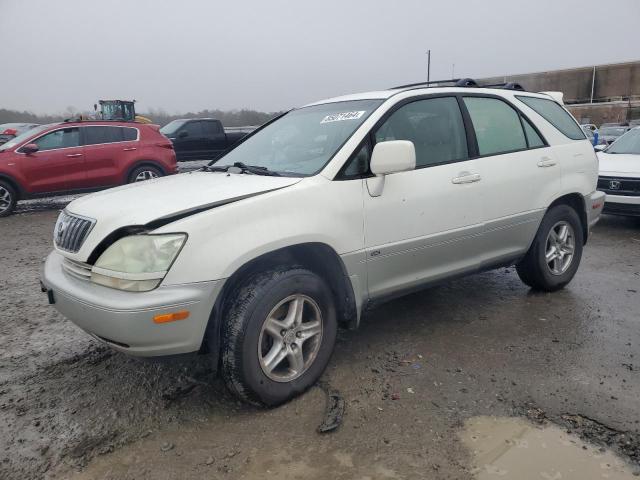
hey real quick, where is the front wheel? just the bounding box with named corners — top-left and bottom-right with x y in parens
top-left (221, 267), bottom-right (337, 406)
top-left (516, 204), bottom-right (584, 291)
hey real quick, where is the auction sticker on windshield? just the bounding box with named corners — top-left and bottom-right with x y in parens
top-left (321, 111), bottom-right (366, 123)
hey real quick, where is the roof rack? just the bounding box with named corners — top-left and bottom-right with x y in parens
top-left (390, 78), bottom-right (525, 92)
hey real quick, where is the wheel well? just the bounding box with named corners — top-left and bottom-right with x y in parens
top-left (125, 161), bottom-right (166, 182)
top-left (202, 243), bottom-right (358, 359)
top-left (549, 193), bottom-right (588, 244)
top-left (0, 175), bottom-right (23, 200)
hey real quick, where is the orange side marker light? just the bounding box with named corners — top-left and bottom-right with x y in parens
top-left (153, 310), bottom-right (190, 324)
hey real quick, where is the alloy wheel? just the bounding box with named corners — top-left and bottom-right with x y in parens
top-left (134, 170), bottom-right (159, 182)
top-left (257, 294), bottom-right (323, 383)
top-left (545, 220), bottom-right (575, 275)
top-left (0, 186), bottom-right (12, 214)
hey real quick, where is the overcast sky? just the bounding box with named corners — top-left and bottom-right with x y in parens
top-left (1, 0), bottom-right (638, 114)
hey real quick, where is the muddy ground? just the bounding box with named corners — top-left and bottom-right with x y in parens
top-left (0, 199), bottom-right (639, 479)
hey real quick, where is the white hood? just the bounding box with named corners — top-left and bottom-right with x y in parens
top-left (598, 152), bottom-right (640, 178)
top-left (64, 171), bottom-right (302, 259)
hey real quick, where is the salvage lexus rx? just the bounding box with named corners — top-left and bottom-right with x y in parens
top-left (42, 82), bottom-right (604, 406)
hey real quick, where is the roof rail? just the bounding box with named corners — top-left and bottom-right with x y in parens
top-left (481, 82), bottom-right (525, 91)
top-left (390, 78), bottom-right (526, 92)
top-left (390, 78), bottom-right (464, 89)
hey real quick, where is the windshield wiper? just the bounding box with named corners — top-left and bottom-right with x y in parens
top-left (202, 162), bottom-right (281, 176)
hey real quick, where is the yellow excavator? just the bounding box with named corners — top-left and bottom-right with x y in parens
top-left (93, 100), bottom-right (153, 124)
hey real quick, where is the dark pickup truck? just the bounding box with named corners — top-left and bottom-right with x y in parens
top-left (160, 118), bottom-right (254, 161)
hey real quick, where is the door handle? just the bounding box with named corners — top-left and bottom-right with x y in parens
top-left (537, 157), bottom-right (556, 168)
top-left (123, 147), bottom-right (137, 151)
top-left (452, 173), bottom-right (481, 184)
top-left (66, 153), bottom-right (83, 158)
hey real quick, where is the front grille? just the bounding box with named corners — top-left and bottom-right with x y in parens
top-left (598, 176), bottom-right (640, 197)
top-left (54, 211), bottom-right (95, 253)
top-left (62, 258), bottom-right (93, 282)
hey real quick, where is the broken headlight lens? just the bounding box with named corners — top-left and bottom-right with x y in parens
top-left (91, 234), bottom-right (186, 292)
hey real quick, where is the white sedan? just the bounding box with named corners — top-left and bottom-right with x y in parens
top-left (597, 127), bottom-right (640, 217)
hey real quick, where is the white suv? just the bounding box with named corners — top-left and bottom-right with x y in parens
top-left (42, 81), bottom-right (605, 406)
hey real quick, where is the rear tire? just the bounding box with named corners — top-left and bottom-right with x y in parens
top-left (0, 180), bottom-right (17, 217)
top-left (221, 267), bottom-right (337, 407)
top-left (128, 165), bottom-right (163, 183)
top-left (516, 204), bottom-right (584, 291)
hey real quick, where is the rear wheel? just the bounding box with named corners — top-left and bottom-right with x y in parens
top-left (221, 267), bottom-right (337, 406)
top-left (516, 204), bottom-right (584, 291)
top-left (128, 165), bottom-right (163, 183)
top-left (0, 181), bottom-right (17, 217)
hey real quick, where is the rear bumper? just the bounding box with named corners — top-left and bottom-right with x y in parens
top-left (602, 193), bottom-right (640, 216)
top-left (42, 250), bottom-right (223, 357)
top-left (585, 190), bottom-right (606, 231)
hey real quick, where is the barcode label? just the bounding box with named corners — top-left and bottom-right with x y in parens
top-left (320, 111), bottom-right (366, 123)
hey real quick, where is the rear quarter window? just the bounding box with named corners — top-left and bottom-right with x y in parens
top-left (122, 127), bottom-right (138, 141)
top-left (516, 96), bottom-right (585, 141)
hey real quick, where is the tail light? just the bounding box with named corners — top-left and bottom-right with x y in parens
top-left (156, 142), bottom-right (174, 150)
top-left (2, 128), bottom-right (17, 136)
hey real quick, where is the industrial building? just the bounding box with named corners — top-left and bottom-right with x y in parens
top-left (479, 60), bottom-right (640, 126)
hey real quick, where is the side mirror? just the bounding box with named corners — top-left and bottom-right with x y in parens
top-left (594, 144), bottom-right (607, 152)
top-left (22, 143), bottom-right (39, 154)
top-left (178, 130), bottom-right (188, 139)
top-left (367, 140), bottom-right (416, 197)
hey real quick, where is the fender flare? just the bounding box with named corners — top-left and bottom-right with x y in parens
top-left (0, 174), bottom-right (25, 199)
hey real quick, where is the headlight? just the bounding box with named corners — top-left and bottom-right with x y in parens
top-left (91, 234), bottom-right (186, 292)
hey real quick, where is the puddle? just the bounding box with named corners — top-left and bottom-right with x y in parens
top-left (460, 416), bottom-right (637, 479)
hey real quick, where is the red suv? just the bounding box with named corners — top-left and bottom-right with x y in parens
top-left (0, 121), bottom-right (177, 216)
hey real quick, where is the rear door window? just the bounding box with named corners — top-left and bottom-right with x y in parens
top-left (201, 121), bottom-right (222, 135)
top-left (522, 117), bottom-right (546, 148)
top-left (516, 96), bottom-right (585, 140)
top-left (463, 97), bottom-right (527, 156)
top-left (82, 126), bottom-right (124, 145)
top-left (32, 128), bottom-right (81, 151)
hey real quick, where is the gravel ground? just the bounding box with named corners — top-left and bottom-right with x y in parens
top-left (0, 200), bottom-right (638, 479)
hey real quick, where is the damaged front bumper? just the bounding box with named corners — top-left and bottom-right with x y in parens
top-left (41, 250), bottom-right (223, 357)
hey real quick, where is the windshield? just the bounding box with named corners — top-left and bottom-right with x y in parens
top-left (600, 127), bottom-right (626, 136)
top-left (160, 120), bottom-right (187, 136)
top-left (214, 99), bottom-right (383, 176)
top-left (101, 102), bottom-right (135, 121)
top-left (606, 128), bottom-right (640, 154)
top-left (0, 124), bottom-right (50, 151)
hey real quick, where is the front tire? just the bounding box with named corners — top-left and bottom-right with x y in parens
top-left (0, 180), bottom-right (17, 217)
top-left (516, 204), bottom-right (584, 291)
top-left (221, 267), bottom-right (337, 407)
